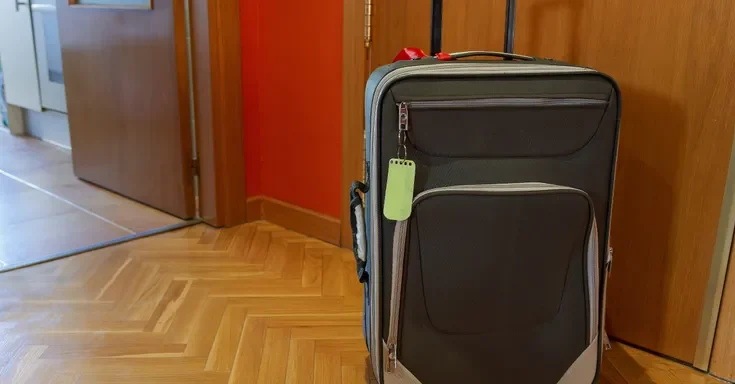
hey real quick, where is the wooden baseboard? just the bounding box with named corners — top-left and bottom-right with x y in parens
top-left (246, 196), bottom-right (341, 245)
top-left (246, 196), bottom-right (263, 223)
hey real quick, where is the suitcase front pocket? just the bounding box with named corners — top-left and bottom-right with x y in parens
top-left (386, 183), bottom-right (599, 376)
top-left (400, 97), bottom-right (608, 158)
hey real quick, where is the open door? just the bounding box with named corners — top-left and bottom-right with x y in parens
top-left (0, 0), bottom-right (43, 111)
top-left (57, 0), bottom-right (195, 218)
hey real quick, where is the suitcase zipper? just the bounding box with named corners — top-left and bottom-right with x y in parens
top-left (386, 218), bottom-right (409, 372)
top-left (394, 98), bottom-right (606, 145)
top-left (412, 182), bottom-right (585, 201)
top-left (385, 182), bottom-right (599, 374)
top-left (401, 97), bottom-right (607, 110)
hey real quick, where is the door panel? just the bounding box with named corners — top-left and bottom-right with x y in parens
top-left (57, 0), bottom-right (195, 218)
top-left (711, 238), bottom-right (735, 380)
top-left (0, 0), bottom-right (42, 111)
top-left (441, 0), bottom-right (506, 52)
top-left (378, 0), bottom-right (735, 363)
top-left (370, 0), bottom-right (432, 71)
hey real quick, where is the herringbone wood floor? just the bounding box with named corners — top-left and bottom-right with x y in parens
top-left (0, 222), bottom-right (724, 383)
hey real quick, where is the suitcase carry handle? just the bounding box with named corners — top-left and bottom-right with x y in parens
top-left (445, 51), bottom-right (535, 61)
top-left (349, 181), bottom-right (370, 283)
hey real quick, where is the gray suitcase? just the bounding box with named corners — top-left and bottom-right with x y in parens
top-left (349, 1), bottom-right (619, 382)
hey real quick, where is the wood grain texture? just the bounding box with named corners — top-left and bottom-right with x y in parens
top-left (602, 342), bottom-right (723, 384)
top-left (0, 222), bottom-right (363, 383)
top-left (248, 196), bottom-right (341, 246)
top-left (341, 0), bottom-right (369, 249)
top-left (191, 0), bottom-right (247, 228)
top-left (0, 221), bottom-right (720, 383)
top-left (436, 0), bottom-right (735, 363)
top-left (710, 239), bottom-right (735, 381)
top-left (441, 0), bottom-right (507, 53)
top-left (57, 0), bottom-right (195, 218)
top-left (246, 195), bottom-right (263, 223)
top-left (369, 0), bottom-right (432, 71)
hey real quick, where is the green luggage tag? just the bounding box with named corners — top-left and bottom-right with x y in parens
top-left (384, 101), bottom-right (415, 221)
top-left (383, 159), bottom-right (415, 221)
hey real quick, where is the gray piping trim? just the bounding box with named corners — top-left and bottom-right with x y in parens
top-left (383, 341), bottom-right (422, 384)
top-left (412, 182), bottom-right (585, 201)
top-left (404, 97), bottom-right (608, 109)
top-left (381, 337), bottom-right (599, 384)
top-left (588, 218), bottom-right (600, 343)
top-left (386, 182), bottom-right (598, 356)
top-left (557, 336), bottom-right (600, 384)
top-left (386, 219), bottom-right (409, 369)
top-left (367, 63), bottom-right (599, 376)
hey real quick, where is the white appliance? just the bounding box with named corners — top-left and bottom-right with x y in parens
top-left (0, 0), bottom-right (67, 113)
top-left (31, 0), bottom-right (67, 113)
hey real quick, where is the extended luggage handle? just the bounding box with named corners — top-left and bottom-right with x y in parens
top-left (439, 51), bottom-right (535, 61)
top-left (431, 0), bottom-right (518, 56)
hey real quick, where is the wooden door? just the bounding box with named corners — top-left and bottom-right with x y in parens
top-left (711, 239), bottom-right (735, 381)
top-left (57, 0), bottom-right (195, 218)
top-left (369, 0), bottom-right (432, 71)
top-left (370, 0), bottom-right (735, 364)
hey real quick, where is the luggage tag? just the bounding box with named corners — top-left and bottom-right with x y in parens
top-left (383, 159), bottom-right (415, 220)
top-left (384, 102), bottom-right (416, 221)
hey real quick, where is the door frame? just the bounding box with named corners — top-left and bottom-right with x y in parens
top-left (190, 0), bottom-right (247, 227)
top-left (694, 133), bottom-right (735, 370)
top-left (341, 0), bottom-right (369, 248)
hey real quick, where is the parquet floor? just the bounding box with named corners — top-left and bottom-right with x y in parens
top-left (0, 222), bottom-right (726, 383)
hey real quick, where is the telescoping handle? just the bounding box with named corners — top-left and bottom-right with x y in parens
top-left (504, 0), bottom-right (517, 54)
top-left (430, 0), bottom-right (517, 56)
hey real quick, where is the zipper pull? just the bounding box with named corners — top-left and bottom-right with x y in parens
top-left (398, 102), bottom-right (409, 132)
top-left (386, 343), bottom-right (398, 372)
top-left (397, 102), bottom-right (409, 160)
top-left (607, 247), bottom-right (613, 273)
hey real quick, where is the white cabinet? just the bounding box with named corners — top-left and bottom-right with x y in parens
top-left (0, 0), bottom-right (66, 113)
top-left (0, 0), bottom-right (42, 111)
top-left (31, 0), bottom-right (66, 113)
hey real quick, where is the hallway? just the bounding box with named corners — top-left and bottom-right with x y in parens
top-left (0, 131), bottom-right (182, 270)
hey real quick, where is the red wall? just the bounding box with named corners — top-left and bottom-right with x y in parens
top-left (240, 0), bottom-right (343, 219)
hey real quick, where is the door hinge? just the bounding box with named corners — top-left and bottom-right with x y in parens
top-left (191, 158), bottom-right (200, 177)
top-left (364, 0), bottom-right (372, 48)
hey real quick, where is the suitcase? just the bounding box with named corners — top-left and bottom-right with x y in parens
top-left (349, 1), bottom-right (619, 382)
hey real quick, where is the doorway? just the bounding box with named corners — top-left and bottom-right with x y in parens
top-left (0, 0), bottom-right (247, 271)
top-left (0, 131), bottom-right (186, 270)
top-left (0, 0), bottom-right (247, 272)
